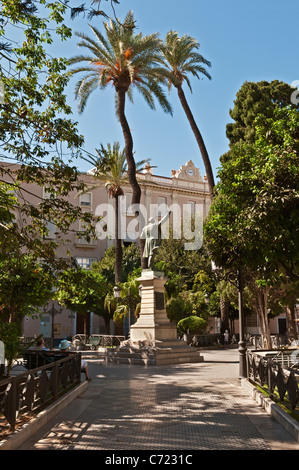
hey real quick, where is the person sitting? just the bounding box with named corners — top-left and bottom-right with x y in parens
top-left (36, 338), bottom-right (48, 350)
top-left (58, 339), bottom-right (92, 382)
top-left (29, 338), bottom-right (48, 350)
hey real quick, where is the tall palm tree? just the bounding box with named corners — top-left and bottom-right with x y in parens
top-left (69, 11), bottom-right (172, 208)
top-left (87, 142), bottom-right (148, 284)
top-left (161, 31), bottom-right (215, 198)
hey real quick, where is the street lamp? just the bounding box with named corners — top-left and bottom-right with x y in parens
top-left (211, 262), bottom-right (247, 379)
top-left (43, 302), bottom-right (63, 349)
top-left (113, 285), bottom-right (121, 299)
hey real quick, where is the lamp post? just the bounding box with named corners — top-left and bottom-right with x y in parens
top-left (211, 262), bottom-right (247, 380)
top-left (43, 303), bottom-right (63, 349)
top-left (236, 269), bottom-right (247, 379)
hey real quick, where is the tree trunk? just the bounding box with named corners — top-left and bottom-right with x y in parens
top-left (220, 298), bottom-right (230, 334)
top-left (114, 195), bottom-right (122, 284)
top-left (176, 85), bottom-right (215, 199)
top-left (117, 88), bottom-right (141, 206)
top-left (254, 287), bottom-right (272, 349)
top-left (104, 317), bottom-right (111, 335)
top-left (117, 88), bottom-right (145, 267)
top-left (285, 304), bottom-right (298, 340)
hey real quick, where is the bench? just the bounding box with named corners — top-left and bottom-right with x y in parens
top-left (86, 336), bottom-right (102, 350)
top-left (22, 351), bottom-right (72, 370)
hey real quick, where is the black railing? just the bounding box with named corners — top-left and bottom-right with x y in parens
top-left (0, 352), bottom-right (82, 433)
top-left (247, 350), bottom-right (299, 411)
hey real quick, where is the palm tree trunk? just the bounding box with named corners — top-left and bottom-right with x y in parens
top-left (117, 88), bottom-right (146, 268)
top-left (176, 85), bottom-right (215, 199)
top-left (114, 195), bottom-right (122, 284)
top-left (117, 89), bottom-right (141, 205)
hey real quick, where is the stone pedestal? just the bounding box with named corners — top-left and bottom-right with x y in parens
top-left (108, 270), bottom-right (204, 365)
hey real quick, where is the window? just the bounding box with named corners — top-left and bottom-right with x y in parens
top-left (75, 257), bottom-right (97, 270)
top-left (44, 221), bottom-right (56, 239)
top-left (79, 193), bottom-right (92, 207)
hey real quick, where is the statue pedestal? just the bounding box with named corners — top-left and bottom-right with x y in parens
top-left (108, 270), bottom-right (204, 366)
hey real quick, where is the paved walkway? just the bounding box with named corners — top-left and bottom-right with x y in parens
top-left (18, 349), bottom-right (298, 451)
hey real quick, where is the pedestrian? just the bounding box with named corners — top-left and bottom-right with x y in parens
top-left (58, 339), bottom-right (92, 382)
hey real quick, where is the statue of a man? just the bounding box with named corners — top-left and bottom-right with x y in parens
top-left (140, 211), bottom-right (171, 269)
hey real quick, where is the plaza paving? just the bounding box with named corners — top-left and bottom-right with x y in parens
top-left (18, 348), bottom-right (298, 451)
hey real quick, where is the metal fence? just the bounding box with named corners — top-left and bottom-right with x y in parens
top-left (247, 350), bottom-right (299, 411)
top-left (0, 352), bottom-right (82, 433)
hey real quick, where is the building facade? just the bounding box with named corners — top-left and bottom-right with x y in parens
top-left (4, 160), bottom-right (297, 344)
top-left (13, 160), bottom-right (212, 343)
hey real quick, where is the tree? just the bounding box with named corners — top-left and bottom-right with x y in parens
top-left (161, 30), bottom-right (215, 198)
top-left (55, 266), bottom-right (110, 334)
top-left (0, 322), bottom-right (21, 376)
top-left (223, 80), bottom-right (299, 159)
top-left (91, 243), bottom-right (141, 285)
top-left (204, 106), bottom-right (299, 348)
top-left (0, 0), bottom-right (95, 266)
top-left (166, 290), bottom-right (209, 325)
top-left (113, 276), bottom-right (141, 323)
top-left (0, 253), bottom-right (54, 324)
top-left (177, 316), bottom-right (207, 336)
top-left (69, 11), bottom-right (172, 210)
top-left (154, 233), bottom-right (211, 295)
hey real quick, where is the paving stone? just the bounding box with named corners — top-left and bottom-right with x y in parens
top-left (18, 349), bottom-right (299, 451)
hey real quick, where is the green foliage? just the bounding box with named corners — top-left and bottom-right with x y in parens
top-left (154, 235), bottom-right (210, 294)
top-left (225, 80), bottom-right (299, 151)
top-left (69, 10), bottom-right (172, 115)
top-left (162, 30), bottom-right (211, 91)
top-left (113, 277), bottom-right (141, 321)
top-left (0, 321), bottom-right (21, 376)
top-left (205, 87), bottom-right (299, 347)
top-left (55, 266), bottom-right (109, 317)
top-left (160, 30), bottom-right (215, 196)
top-left (0, 0), bottom-right (95, 263)
top-left (166, 290), bottom-right (208, 324)
top-left (91, 244), bottom-right (141, 284)
top-left (0, 253), bottom-right (54, 323)
top-left (177, 316), bottom-right (207, 335)
top-left (205, 107), bottom-right (299, 279)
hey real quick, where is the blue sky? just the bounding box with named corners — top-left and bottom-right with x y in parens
top-left (60, 0), bottom-right (298, 180)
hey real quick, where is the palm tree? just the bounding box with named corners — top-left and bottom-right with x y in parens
top-left (87, 142), bottom-right (148, 284)
top-left (69, 11), bottom-right (172, 207)
top-left (161, 31), bottom-right (215, 198)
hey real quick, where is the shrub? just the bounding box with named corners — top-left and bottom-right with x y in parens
top-left (177, 316), bottom-right (207, 335)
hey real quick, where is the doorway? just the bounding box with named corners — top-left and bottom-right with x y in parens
top-left (278, 318), bottom-right (287, 335)
top-left (76, 312), bottom-right (90, 336)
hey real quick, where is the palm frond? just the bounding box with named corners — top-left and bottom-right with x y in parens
top-left (69, 11), bottom-right (172, 114)
top-left (162, 30), bottom-right (211, 88)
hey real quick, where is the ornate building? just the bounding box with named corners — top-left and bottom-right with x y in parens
top-left (17, 160), bottom-right (212, 341)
